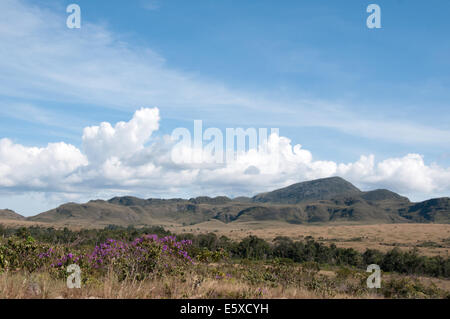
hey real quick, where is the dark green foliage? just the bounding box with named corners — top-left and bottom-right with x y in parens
top-left (363, 249), bottom-right (384, 265)
top-left (234, 236), bottom-right (271, 259)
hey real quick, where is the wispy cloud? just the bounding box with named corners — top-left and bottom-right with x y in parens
top-left (0, 102), bottom-right (84, 134)
top-left (140, 0), bottom-right (161, 11)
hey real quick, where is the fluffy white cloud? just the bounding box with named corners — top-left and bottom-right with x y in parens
top-left (337, 154), bottom-right (450, 195)
top-left (82, 107), bottom-right (160, 164)
top-left (0, 138), bottom-right (87, 189)
top-left (0, 108), bottom-right (449, 204)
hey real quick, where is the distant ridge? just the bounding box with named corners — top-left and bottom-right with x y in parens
top-left (3, 177), bottom-right (449, 226)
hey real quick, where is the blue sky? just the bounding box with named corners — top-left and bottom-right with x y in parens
top-left (0, 0), bottom-right (450, 215)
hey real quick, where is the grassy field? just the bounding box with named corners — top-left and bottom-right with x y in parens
top-left (1, 260), bottom-right (449, 299)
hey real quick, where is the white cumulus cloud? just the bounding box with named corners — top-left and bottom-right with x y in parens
top-left (0, 108), bottom-right (449, 209)
top-left (0, 138), bottom-right (87, 189)
top-left (82, 107), bottom-right (160, 164)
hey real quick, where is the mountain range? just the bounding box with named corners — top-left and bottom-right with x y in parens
top-left (1, 177), bottom-right (449, 226)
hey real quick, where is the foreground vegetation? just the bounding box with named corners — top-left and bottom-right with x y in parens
top-left (0, 225), bottom-right (449, 299)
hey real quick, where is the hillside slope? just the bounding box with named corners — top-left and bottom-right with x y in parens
top-left (0, 209), bottom-right (25, 221)
top-left (399, 198), bottom-right (450, 223)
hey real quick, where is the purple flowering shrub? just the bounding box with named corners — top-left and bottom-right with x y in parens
top-left (0, 236), bottom-right (54, 272)
top-left (40, 235), bottom-right (194, 281)
top-left (0, 234), bottom-right (195, 282)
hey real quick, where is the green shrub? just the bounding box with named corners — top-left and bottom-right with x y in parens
top-left (382, 277), bottom-right (443, 298)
